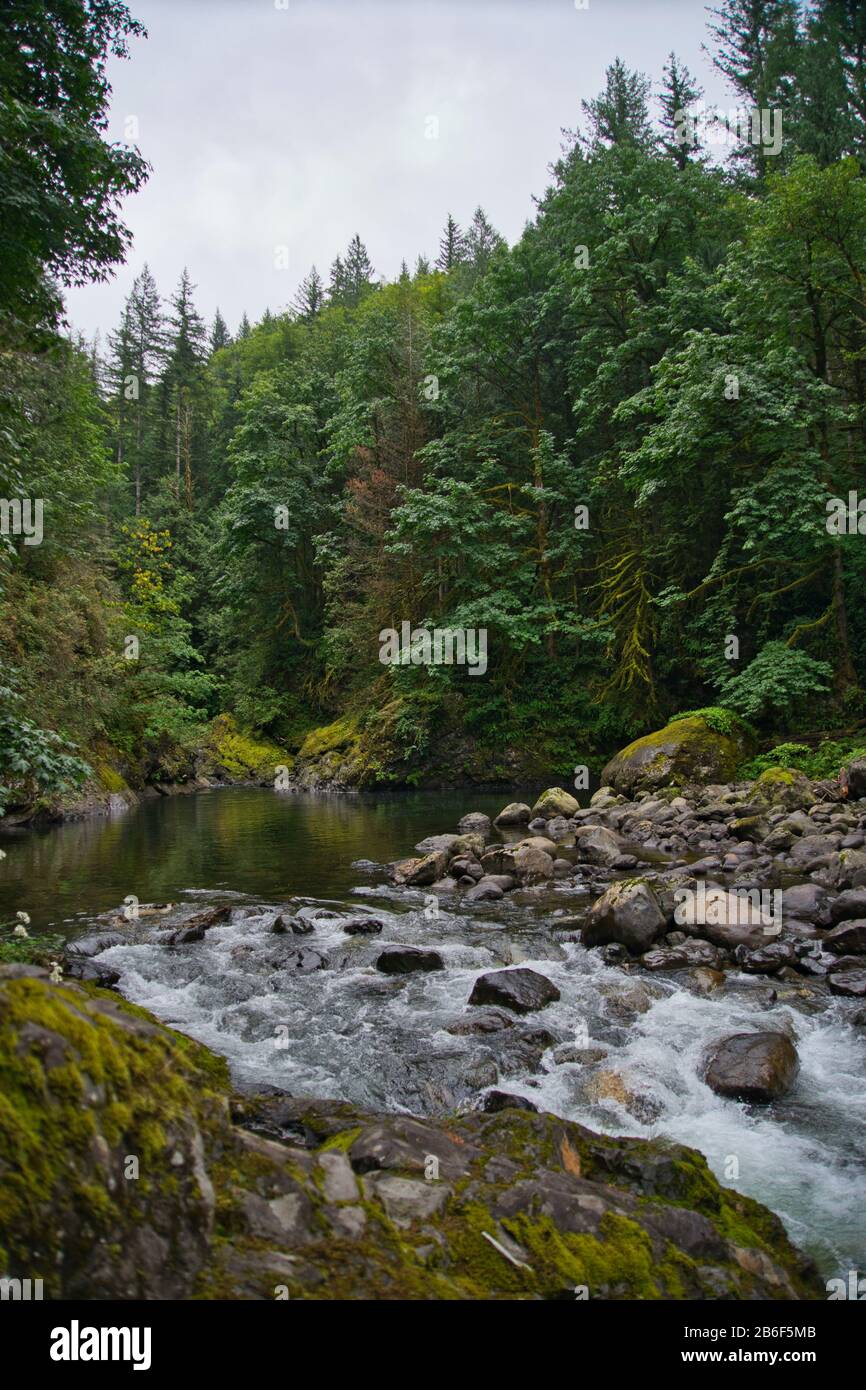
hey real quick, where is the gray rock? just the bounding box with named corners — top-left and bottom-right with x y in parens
top-left (493, 802), bottom-right (531, 827)
top-left (468, 967), bottom-right (560, 1015)
top-left (583, 879), bottom-right (665, 953)
top-left (376, 946), bottom-right (444, 974)
top-left (704, 1032), bottom-right (799, 1103)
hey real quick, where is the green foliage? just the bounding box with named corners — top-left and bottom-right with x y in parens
top-left (740, 739), bottom-right (866, 781)
top-left (0, 675), bottom-right (90, 816)
top-left (668, 707), bottom-right (755, 739)
top-left (715, 642), bottom-right (833, 721)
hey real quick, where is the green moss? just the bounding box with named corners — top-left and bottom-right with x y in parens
top-left (92, 758), bottom-right (129, 793)
top-left (669, 706), bottom-right (755, 740)
top-left (0, 976), bottom-right (229, 1278)
top-left (298, 715), bottom-right (361, 761)
top-left (206, 714), bottom-right (293, 780)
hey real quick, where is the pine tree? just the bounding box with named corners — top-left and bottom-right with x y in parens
top-left (659, 52), bottom-right (703, 168)
top-left (293, 265), bottom-right (325, 320)
top-left (343, 234), bottom-right (375, 306)
top-left (237, 312), bottom-right (251, 339)
top-left (414, 254), bottom-right (432, 278)
top-left (163, 268), bottom-right (207, 506)
top-left (581, 58), bottom-right (653, 149)
top-left (436, 214), bottom-right (466, 271)
top-left (706, 0), bottom-right (801, 176)
top-left (328, 254), bottom-right (348, 305)
top-left (210, 308), bottom-right (231, 354)
top-left (465, 207), bottom-right (504, 275)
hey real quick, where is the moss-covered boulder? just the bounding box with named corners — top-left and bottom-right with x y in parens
top-left (752, 767), bottom-right (815, 811)
top-left (602, 715), bottom-right (750, 796)
top-left (199, 714), bottom-right (292, 783)
top-left (530, 787), bottom-right (580, 819)
top-left (0, 967), bottom-right (823, 1300)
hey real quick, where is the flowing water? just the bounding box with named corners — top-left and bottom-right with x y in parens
top-left (2, 785), bottom-right (864, 1283)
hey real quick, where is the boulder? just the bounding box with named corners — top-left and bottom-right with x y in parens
top-left (414, 833), bottom-right (460, 855)
top-left (530, 787), bottom-right (580, 820)
top-left (828, 970), bottom-right (866, 998)
top-left (824, 920), bottom-right (866, 954)
top-left (677, 884), bottom-right (778, 950)
top-left (458, 812), bottom-right (492, 835)
top-left (753, 768), bottom-right (815, 811)
top-left (573, 825), bottom-right (623, 867)
top-left (468, 967), bottom-right (561, 1015)
top-left (376, 946), bottom-right (444, 974)
top-left (704, 1032), bottom-right (799, 1103)
top-left (166, 904), bottom-right (233, 944)
top-left (511, 845), bottom-right (555, 884)
top-left (844, 756), bottom-right (866, 799)
top-left (582, 880), bottom-right (665, 954)
top-left (602, 716), bottom-right (750, 797)
top-left (493, 802), bottom-right (531, 827)
top-left (464, 877), bottom-right (505, 903)
top-left (389, 852), bottom-right (448, 887)
top-left (342, 917), bottom-right (385, 935)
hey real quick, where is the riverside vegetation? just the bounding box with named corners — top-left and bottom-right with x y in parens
top-left (3, 2), bottom-right (866, 817)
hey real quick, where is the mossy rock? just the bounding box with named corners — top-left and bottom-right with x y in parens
top-left (297, 715), bottom-right (361, 761)
top-left (0, 967), bottom-right (823, 1300)
top-left (601, 716), bottom-right (752, 797)
top-left (201, 714), bottom-right (292, 782)
top-left (752, 767), bottom-right (815, 811)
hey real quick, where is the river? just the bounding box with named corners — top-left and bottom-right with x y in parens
top-left (2, 784), bottom-right (864, 1284)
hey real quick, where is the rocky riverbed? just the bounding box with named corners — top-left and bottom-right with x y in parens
top-left (5, 714), bottom-right (866, 1298)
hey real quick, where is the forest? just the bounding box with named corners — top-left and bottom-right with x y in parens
top-left (3, 0), bottom-right (866, 815)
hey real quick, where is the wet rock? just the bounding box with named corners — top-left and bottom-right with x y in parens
top-left (788, 834), bottom-right (841, 868)
top-left (342, 917), bottom-right (385, 935)
top-left (828, 970), bottom-right (866, 998)
top-left (829, 888), bottom-right (866, 923)
top-left (468, 967), bottom-right (560, 1015)
top-left (734, 942), bottom-right (799, 975)
top-left (272, 912), bottom-right (315, 935)
top-left (573, 825), bottom-right (623, 867)
top-left (481, 1090), bottom-right (539, 1114)
top-left (642, 940), bottom-right (723, 971)
top-left (824, 920), bottom-right (866, 954)
top-left (583, 879), bottom-right (665, 954)
top-left (458, 812), bottom-right (492, 835)
top-left (530, 787), bottom-right (580, 819)
top-left (376, 946), bottom-right (444, 974)
top-left (552, 1044), bottom-right (608, 1065)
top-left (465, 877), bottom-right (504, 903)
top-left (703, 1032), bottom-right (799, 1103)
top-left (67, 932), bottom-right (128, 957)
top-left (281, 946), bottom-right (329, 972)
top-left (782, 883), bottom-right (834, 926)
top-left (493, 802), bottom-right (531, 827)
top-left (512, 845), bottom-right (555, 884)
top-left (389, 851), bottom-right (448, 887)
top-left (62, 956), bottom-right (121, 988)
top-left (446, 1007), bottom-right (515, 1036)
top-left (166, 904), bottom-right (233, 944)
top-left (677, 884), bottom-right (775, 950)
top-left (414, 833), bottom-right (461, 855)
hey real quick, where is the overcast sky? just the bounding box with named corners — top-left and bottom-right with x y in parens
top-left (66, 0), bottom-right (734, 343)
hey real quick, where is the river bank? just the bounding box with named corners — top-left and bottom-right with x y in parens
top-left (4, 714), bottom-right (866, 1295)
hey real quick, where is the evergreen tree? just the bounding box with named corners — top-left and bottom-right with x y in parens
top-left (659, 52), bottom-right (703, 168)
top-left (414, 254), bottom-right (432, 278)
top-left (293, 265), bottom-right (325, 320)
top-left (237, 312), bottom-right (251, 339)
top-left (706, 0), bottom-right (801, 177)
top-left (436, 214), bottom-right (466, 271)
top-left (210, 308), bottom-right (231, 354)
top-left (162, 269), bottom-right (208, 506)
top-left (343, 234), bottom-right (375, 306)
top-left (581, 58), bottom-right (653, 149)
top-left (464, 207), bottom-right (505, 275)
